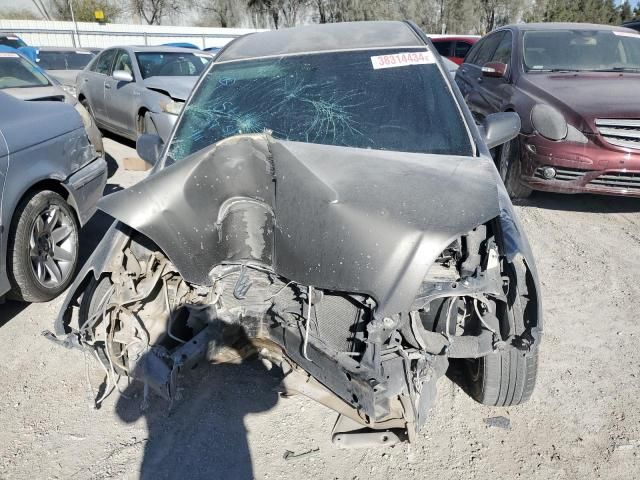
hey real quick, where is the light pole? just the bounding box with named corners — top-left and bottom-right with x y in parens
top-left (68, 0), bottom-right (81, 47)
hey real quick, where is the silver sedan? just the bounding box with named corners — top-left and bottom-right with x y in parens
top-left (77, 46), bottom-right (210, 141)
top-left (0, 92), bottom-right (107, 302)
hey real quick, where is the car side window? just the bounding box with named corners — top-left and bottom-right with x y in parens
top-left (433, 41), bottom-right (452, 57)
top-left (491, 31), bottom-right (512, 64)
top-left (92, 49), bottom-right (116, 75)
top-left (113, 50), bottom-right (134, 76)
top-left (454, 41), bottom-right (472, 59)
top-left (468, 32), bottom-right (504, 66)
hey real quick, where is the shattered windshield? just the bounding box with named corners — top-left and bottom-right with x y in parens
top-left (524, 30), bottom-right (640, 72)
top-left (0, 54), bottom-right (50, 89)
top-left (167, 49), bottom-right (473, 162)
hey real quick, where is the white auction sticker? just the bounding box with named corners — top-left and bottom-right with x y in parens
top-left (371, 51), bottom-right (436, 69)
top-left (614, 31), bottom-right (640, 38)
top-left (76, 50), bottom-right (92, 54)
top-left (0, 52), bottom-right (19, 58)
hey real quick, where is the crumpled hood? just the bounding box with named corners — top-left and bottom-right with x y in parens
top-left (98, 135), bottom-right (501, 316)
top-left (519, 73), bottom-right (640, 131)
top-left (143, 76), bottom-right (197, 101)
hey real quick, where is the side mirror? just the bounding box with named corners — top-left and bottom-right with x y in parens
top-left (482, 62), bottom-right (508, 78)
top-left (113, 70), bottom-right (133, 82)
top-left (136, 133), bottom-right (164, 167)
top-left (481, 112), bottom-right (521, 150)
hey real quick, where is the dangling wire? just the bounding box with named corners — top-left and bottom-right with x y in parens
top-left (302, 285), bottom-right (313, 361)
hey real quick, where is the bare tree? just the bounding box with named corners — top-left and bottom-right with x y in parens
top-left (0, 7), bottom-right (42, 20)
top-left (130, 0), bottom-right (185, 25)
top-left (197, 0), bottom-right (242, 27)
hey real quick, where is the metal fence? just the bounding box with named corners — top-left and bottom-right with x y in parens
top-left (0, 20), bottom-right (263, 50)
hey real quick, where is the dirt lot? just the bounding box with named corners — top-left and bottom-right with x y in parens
top-left (1, 136), bottom-right (639, 480)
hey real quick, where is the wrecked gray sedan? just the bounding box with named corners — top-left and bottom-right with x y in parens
top-left (54, 21), bottom-right (541, 446)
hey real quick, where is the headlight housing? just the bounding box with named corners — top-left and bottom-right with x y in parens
top-left (531, 104), bottom-right (567, 141)
top-left (160, 99), bottom-right (184, 115)
top-left (61, 84), bottom-right (77, 97)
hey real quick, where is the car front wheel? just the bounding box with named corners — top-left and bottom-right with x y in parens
top-left (461, 258), bottom-right (539, 406)
top-left (7, 190), bottom-right (79, 302)
top-left (498, 138), bottom-right (532, 199)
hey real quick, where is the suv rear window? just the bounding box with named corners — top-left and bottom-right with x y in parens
top-left (168, 49), bottom-right (473, 162)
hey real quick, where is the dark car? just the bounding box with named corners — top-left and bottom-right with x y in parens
top-left (53, 21), bottom-right (540, 446)
top-left (622, 20), bottom-right (640, 32)
top-left (0, 92), bottom-right (107, 302)
top-left (456, 23), bottom-right (640, 198)
top-left (430, 35), bottom-right (479, 65)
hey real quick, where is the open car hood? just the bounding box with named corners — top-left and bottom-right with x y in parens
top-left (98, 135), bottom-right (500, 316)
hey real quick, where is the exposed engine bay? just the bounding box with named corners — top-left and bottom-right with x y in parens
top-left (53, 135), bottom-right (540, 447)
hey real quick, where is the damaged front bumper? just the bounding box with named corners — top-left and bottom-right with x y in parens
top-left (52, 134), bottom-right (541, 446)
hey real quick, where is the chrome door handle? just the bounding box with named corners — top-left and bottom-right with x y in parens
top-left (105, 83), bottom-right (111, 89)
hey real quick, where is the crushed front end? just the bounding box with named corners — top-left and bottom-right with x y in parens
top-left (53, 135), bottom-right (541, 447)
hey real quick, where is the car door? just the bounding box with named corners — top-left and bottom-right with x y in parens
top-left (81, 49), bottom-right (116, 124)
top-left (105, 49), bottom-right (139, 134)
top-left (0, 126), bottom-right (8, 285)
top-left (455, 31), bottom-right (505, 121)
top-left (471, 31), bottom-right (515, 117)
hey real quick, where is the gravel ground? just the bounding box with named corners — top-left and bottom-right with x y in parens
top-left (1, 136), bottom-right (639, 480)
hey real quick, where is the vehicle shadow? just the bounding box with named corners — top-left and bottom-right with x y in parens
top-left (115, 359), bottom-right (281, 480)
top-left (77, 209), bottom-right (114, 268)
top-left (513, 191), bottom-right (640, 213)
top-left (103, 130), bottom-right (137, 150)
top-left (105, 151), bottom-right (119, 178)
top-left (0, 300), bottom-right (28, 327)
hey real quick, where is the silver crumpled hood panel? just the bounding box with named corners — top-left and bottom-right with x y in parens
top-left (98, 135), bottom-right (501, 316)
top-left (143, 76), bottom-right (197, 101)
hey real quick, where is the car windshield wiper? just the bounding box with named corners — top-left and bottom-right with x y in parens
top-left (527, 68), bottom-right (581, 73)
top-left (588, 67), bottom-right (640, 73)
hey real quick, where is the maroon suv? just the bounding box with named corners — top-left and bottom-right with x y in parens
top-left (456, 23), bottom-right (640, 198)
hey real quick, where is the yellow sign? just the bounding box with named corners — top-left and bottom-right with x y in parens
top-left (94, 10), bottom-right (104, 21)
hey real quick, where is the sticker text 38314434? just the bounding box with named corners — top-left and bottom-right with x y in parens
top-left (370, 51), bottom-right (436, 70)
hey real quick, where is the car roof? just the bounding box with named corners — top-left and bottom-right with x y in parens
top-left (106, 45), bottom-right (201, 54)
top-left (429, 35), bottom-right (480, 41)
top-left (500, 22), bottom-right (639, 33)
top-left (217, 21), bottom-right (425, 62)
top-left (37, 46), bottom-right (94, 52)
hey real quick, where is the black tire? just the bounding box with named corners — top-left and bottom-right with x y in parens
top-left (79, 276), bottom-right (128, 374)
top-left (78, 275), bottom-right (112, 329)
top-left (138, 111), bottom-right (158, 137)
top-left (463, 258), bottom-right (539, 406)
top-left (498, 138), bottom-right (532, 199)
top-left (7, 190), bottom-right (79, 302)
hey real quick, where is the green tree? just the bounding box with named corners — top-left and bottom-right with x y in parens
top-left (48, 0), bottom-right (123, 22)
top-left (619, 0), bottom-right (633, 22)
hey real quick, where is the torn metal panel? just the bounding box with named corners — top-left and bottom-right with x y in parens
top-left (98, 134), bottom-right (501, 316)
top-left (271, 140), bottom-right (501, 316)
top-left (98, 134), bottom-right (275, 286)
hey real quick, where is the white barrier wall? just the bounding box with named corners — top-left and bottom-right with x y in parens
top-left (0, 20), bottom-right (264, 49)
